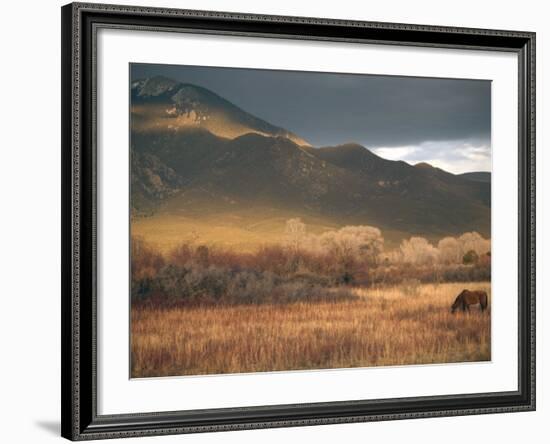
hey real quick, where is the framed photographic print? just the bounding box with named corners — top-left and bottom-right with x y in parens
top-left (61, 2), bottom-right (536, 440)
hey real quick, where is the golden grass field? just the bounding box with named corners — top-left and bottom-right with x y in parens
top-left (131, 210), bottom-right (341, 254)
top-left (131, 281), bottom-right (490, 378)
top-left (130, 210), bottom-right (413, 253)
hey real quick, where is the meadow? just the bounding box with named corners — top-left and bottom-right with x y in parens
top-left (130, 209), bottom-right (413, 254)
top-left (131, 281), bottom-right (490, 378)
top-left (130, 219), bottom-right (491, 378)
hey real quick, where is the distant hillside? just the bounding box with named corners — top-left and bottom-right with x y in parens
top-left (131, 76), bottom-right (309, 146)
top-left (131, 77), bottom-right (491, 242)
top-left (458, 171), bottom-right (491, 183)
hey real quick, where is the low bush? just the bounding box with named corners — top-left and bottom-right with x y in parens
top-left (130, 236), bottom-right (490, 307)
top-left (367, 263), bottom-right (491, 286)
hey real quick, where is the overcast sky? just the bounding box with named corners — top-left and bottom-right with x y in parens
top-left (132, 63), bottom-right (491, 174)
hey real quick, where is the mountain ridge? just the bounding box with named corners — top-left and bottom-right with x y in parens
top-left (130, 77), bottom-right (491, 241)
top-left (459, 171), bottom-right (491, 183)
top-left (131, 76), bottom-right (310, 146)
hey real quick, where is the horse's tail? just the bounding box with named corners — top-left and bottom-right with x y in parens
top-left (480, 292), bottom-right (488, 311)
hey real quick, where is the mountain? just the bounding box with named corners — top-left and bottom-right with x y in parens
top-left (458, 171), bottom-right (491, 183)
top-left (131, 76), bottom-right (309, 146)
top-left (131, 77), bottom-right (491, 244)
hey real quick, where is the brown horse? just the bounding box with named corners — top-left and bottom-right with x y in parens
top-left (451, 290), bottom-right (488, 313)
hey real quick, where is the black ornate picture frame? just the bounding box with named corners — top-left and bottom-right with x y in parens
top-left (61, 2), bottom-right (535, 440)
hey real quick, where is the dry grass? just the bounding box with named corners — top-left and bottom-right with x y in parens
top-left (131, 211), bottom-right (338, 254)
top-left (131, 281), bottom-right (490, 378)
top-left (130, 211), bottom-right (411, 253)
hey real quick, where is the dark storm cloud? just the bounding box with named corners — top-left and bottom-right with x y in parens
top-left (131, 64), bottom-right (491, 173)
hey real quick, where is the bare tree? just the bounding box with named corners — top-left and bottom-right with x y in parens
top-left (437, 236), bottom-right (461, 264)
top-left (317, 225), bottom-right (384, 283)
top-left (284, 218), bottom-right (306, 254)
top-left (399, 237), bottom-right (439, 265)
top-left (458, 232), bottom-right (491, 257)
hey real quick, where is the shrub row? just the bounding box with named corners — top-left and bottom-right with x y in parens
top-left (130, 237), bottom-right (491, 306)
top-left (367, 263), bottom-right (491, 286)
top-left (132, 264), bottom-right (358, 307)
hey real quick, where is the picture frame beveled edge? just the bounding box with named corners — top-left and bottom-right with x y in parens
top-left (61, 2), bottom-right (536, 441)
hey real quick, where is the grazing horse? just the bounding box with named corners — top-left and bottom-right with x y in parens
top-left (451, 290), bottom-right (488, 313)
